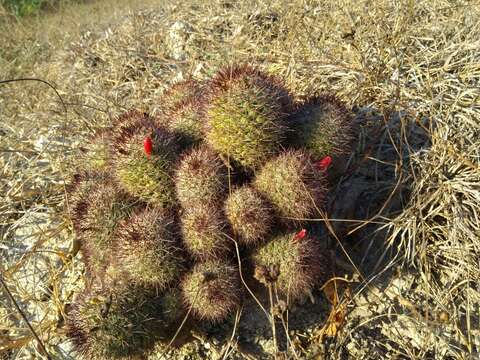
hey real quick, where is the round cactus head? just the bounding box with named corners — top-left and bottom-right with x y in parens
top-left (205, 64), bottom-right (292, 169)
top-left (288, 95), bottom-right (353, 159)
top-left (66, 285), bottom-right (183, 359)
top-left (180, 204), bottom-right (230, 259)
top-left (66, 170), bottom-right (110, 232)
top-left (111, 111), bottom-right (178, 206)
top-left (254, 150), bottom-right (327, 221)
top-left (175, 145), bottom-right (228, 208)
top-left (165, 98), bottom-right (205, 148)
top-left (252, 230), bottom-right (330, 301)
top-left (78, 182), bottom-right (138, 277)
top-left (77, 130), bottom-right (110, 172)
top-left (162, 81), bottom-right (205, 148)
top-left (224, 186), bottom-right (274, 247)
top-left (114, 207), bottom-right (185, 289)
top-left (161, 79), bottom-right (202, 113)
top-left (181, 260), bottom-right (241, 322)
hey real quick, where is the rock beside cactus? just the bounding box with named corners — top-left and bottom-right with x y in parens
top-left (224, 186), bottom-right (274, 246)
top-left (175, 145), bottom-right (228, 208)
top-left (114, 207), bottom-right (185, 289)
top-left (254, 150), bottom-right (327, 221)
top-left (205, 64), bottom-right (292, 169)
top-left (181, 260), bottom-right (241, 322)
top-left (287, 95), bottom-right (353, 160)
top-left (252, 231), bottom-right (330, 300)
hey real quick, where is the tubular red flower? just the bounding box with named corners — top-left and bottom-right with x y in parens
top-left (317, 155), bottom-right (332, 171)
top-left (143, 136), bottom-right (152, 157)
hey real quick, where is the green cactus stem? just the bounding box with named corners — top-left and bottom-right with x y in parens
top-left (175, 145), bottom-right (228, 208)
top-left (254, 149), bottom-right (326, 221)
top-left (114, 207), bottom-right (185, 289)
top-left (66, 285), bottom-right (184, 359)
top-left (205, 64), bottom-right (292, 169)
top-left (181, 260), bottom-right (241, 322)
top-left (111, 111), bottom-right (178, 206)
top-left (287, 95), bottom-right (353, 160)
top-left (180, 204), bottom-right (230, 259)
top-left (252, 231), bottom-right (330, 300)
top-left (224, 186), bottom-right (274, 246)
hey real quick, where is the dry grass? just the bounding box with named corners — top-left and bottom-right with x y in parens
top-left (1, 0), bottom-right (479, 359)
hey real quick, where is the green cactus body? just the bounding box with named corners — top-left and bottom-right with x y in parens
top-left (181, 260), bottom-right (241, 322)
top-left (67, 286), bottom-right (184, 359)
top-left (254, 150), bottom-right (326, 221)
top-left (166, 99), bottom-right (205, 148)
top-left (67, 170), bottom-right (110, 232)
top-left (162, 80), bottom-right (205, 149)
top-left (180, 204), bottom-right (230, 259)
top-left (115, 207), bottom-right (185, 289)
top-left (159, 288), bottom-right (185, 325)
top-left (161, 79), bottom-right (201, 113)
top-left (288, 95), bottom-right (352, 159)
top-left (111, 112), bottom-right (178, 206)
top-left (82, 131), bottom-right (110, 172)
top-left (205, 64), bottom-right (292, 169)
top-left (224, 186), bottom-right (274, 246)
top-left (252, 231), bottom-right (329, 300)
top-left (79, 182), bottom-right (137, 277)
top-left (175, 145), bottom-right (227, 208)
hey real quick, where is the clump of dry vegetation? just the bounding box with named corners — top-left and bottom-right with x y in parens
top-left (1, 0), bottom-right (479, 359)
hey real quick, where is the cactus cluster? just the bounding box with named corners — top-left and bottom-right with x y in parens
top-left (66, 64), bottom-right (354, 359)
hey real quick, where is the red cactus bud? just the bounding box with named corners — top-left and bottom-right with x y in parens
top-left (294, 229), bottom-right (307, 241)
top-left (317, 155), bottom-right (332, 171)
top-left (143, 136), bottom-right (152, 157)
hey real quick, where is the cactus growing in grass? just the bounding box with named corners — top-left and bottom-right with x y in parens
top-left (175, 145), bottom-right (228, 207)
top-left (254, 149), bottom-right (327, 221)
top-left (205, 64), bottom-right (292, 169)
top-left (181, 260), bottom-right (241, 322)
top-left (252, 231), bottom-right (330, 301)
top-left (288, 95), bottom-right (353, 160)
top-left (64, 63), bottom-right (356, 358)
top-left (66, 285), bottom-right (184, 360)
top-left (224, 186), bottom-right (274, 246)
top-left (180, 204), bottom-right (230, 259)
top-left (113, 207), bottom-right (185, 289)
top-left (111, 111), bottom-right (179, 206)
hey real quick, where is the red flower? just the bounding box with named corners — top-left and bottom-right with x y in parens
top-left (294, 229), bottom-right (307, 241)
top-left (317, 155), bottom-right (332, 171)
top-left (143, 136), bottom-right (152, 157)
